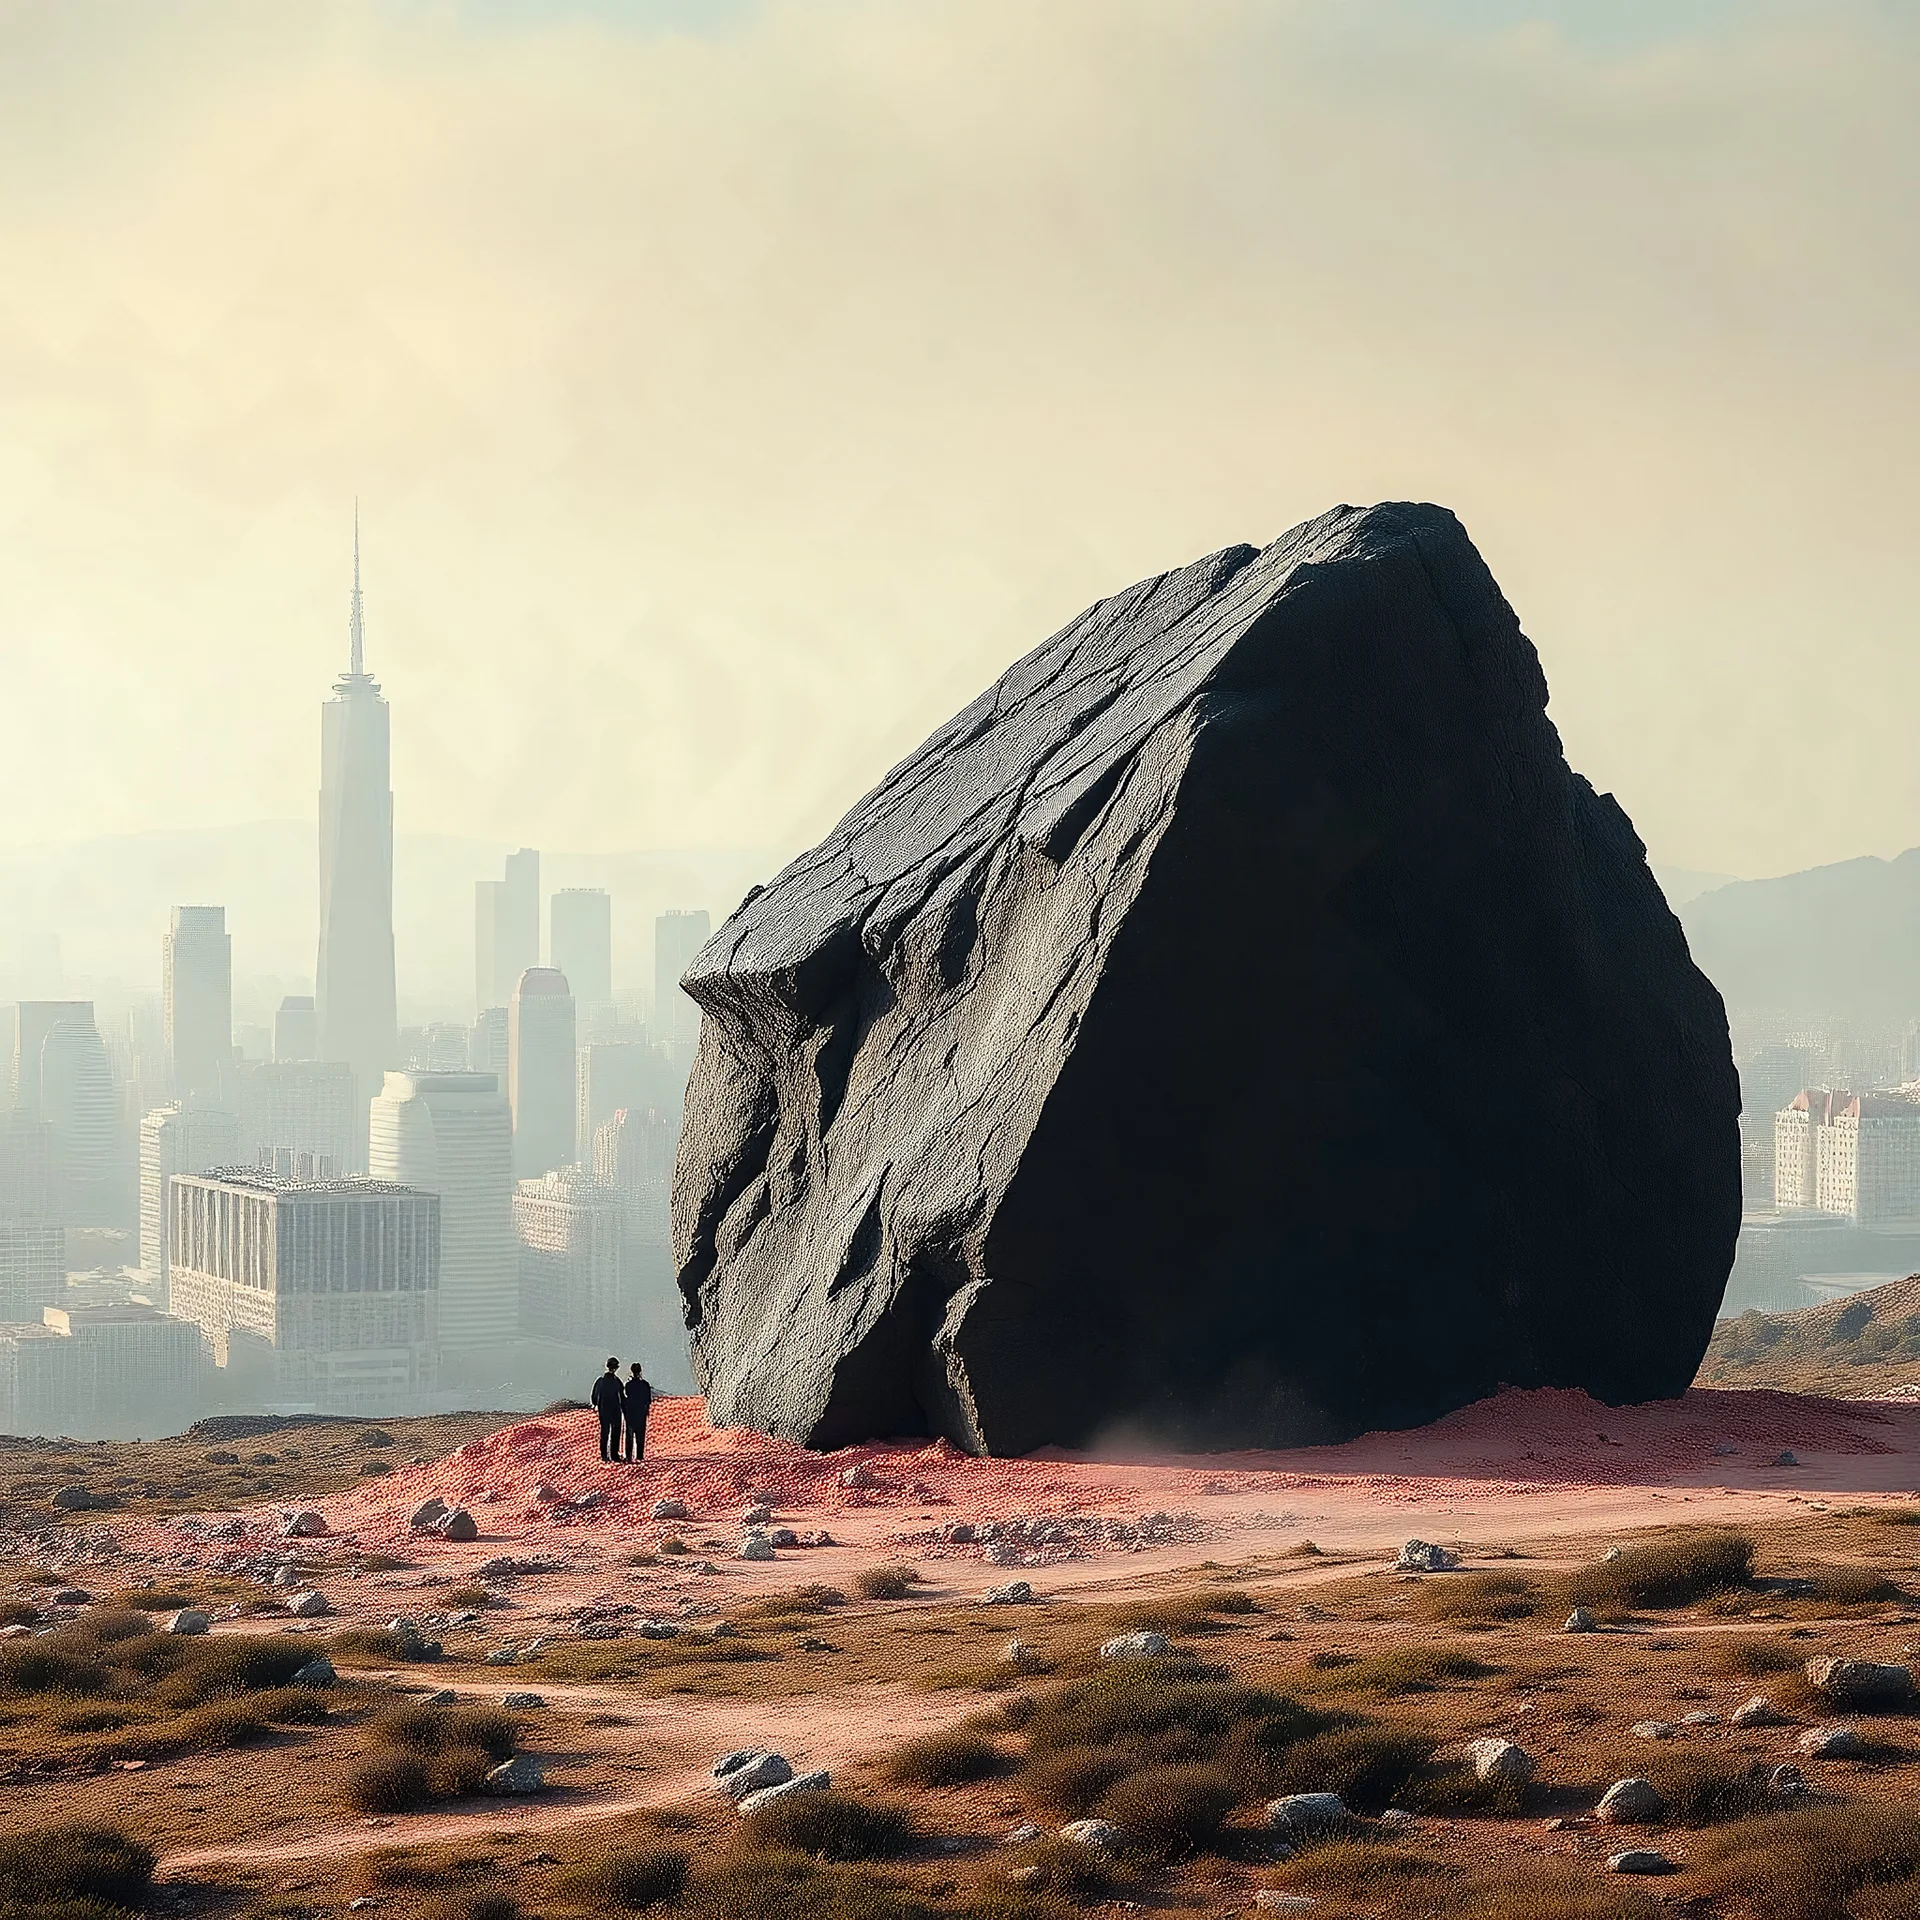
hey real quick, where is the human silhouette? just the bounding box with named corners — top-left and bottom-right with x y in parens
top-left (590, 1357), bottom-right (623, 1462)
top-left (623, 1360), bottom-right (653, 1461)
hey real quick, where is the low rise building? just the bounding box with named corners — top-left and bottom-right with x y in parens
top-left (514, 1167), bottom-right (622, 1348)
top-left (0, 1304), bottom-right (204, 1439)
top-left (1776, 1089), bottom-right (1920, 1225)
top-left (168, 1167), bottom-right (438, 1413)
top-left (0, 1218), bottom-right (63, 1324)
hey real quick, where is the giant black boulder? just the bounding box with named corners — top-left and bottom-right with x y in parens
top-left (672, 502), bottom-right (1741, 1455)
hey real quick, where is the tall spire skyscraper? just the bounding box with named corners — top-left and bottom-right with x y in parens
top-left (316, 508), bottom-right (398, 1162)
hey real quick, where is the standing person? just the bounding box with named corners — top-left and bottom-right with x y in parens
top-left (623, 1360), bottom-right (653, 1462)
top-left (590, 1357), bottom-right (623, 1463)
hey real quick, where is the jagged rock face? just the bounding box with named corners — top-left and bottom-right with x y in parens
top-left (672, 502), bottom-right (1741, 1456)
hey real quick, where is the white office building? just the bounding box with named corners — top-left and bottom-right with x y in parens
top-left (138, 1104), bottom-right (240, 1309)
top-left (1775, 1088), bottom-right (1920, 1225)
top-left (509, 968), bottom-right (575, 1178)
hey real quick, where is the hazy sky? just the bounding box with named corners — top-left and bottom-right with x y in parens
top-left (2, 0), bottom-right (1916, 881)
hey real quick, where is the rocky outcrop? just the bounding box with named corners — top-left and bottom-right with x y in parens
top-left (673, 502), bottom-right (1740, 1455)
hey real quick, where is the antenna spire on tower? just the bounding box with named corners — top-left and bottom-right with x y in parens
top-left (349, 500), bottom-right (365, 676)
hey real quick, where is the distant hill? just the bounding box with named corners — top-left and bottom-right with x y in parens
top-left (1653, 866), bottom-right (1739, 908)
top-left (1678, 848), bottom-right (1920, 1021)
top-left (1700, 1272), bottom-right (1920, 1397)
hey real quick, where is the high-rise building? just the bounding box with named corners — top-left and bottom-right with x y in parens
top-left (400, 1024), bottom-right (471, 1073)
top-left (316, 514), bottom-right (398, 1128)
top-left (274, 996), bottom-right (318, 1062)
top-left (369, 1071), bottom-right (517, 1365)
top-left (235, 1060), bottom-right (358, 1176)
top-left (509, 968), bottom-right (575, 1178)
top-left (38, 1017), bottom-right (118, 1227)
top-left (0, 1218), bottom-right (63, 1324)
top-left (514, 1167), bottom-right (622, 1347)
top-left (0, 1305), bottom-right (206, 1441)
top-left (0, 1113), bottom-right (52, 1219)
top-left (552, 888), bottom-right (612, 1024)
top-left (163, 907), bottom-right (232, 1101)
top-left (169, 1166), bottom-right (438, 1412)
top-left (470, 1007), bottom-right (509, 1084)
top-left (138, 1104), bottom-right (239, 1310)
top-left (8, 1002), bottom-right (92, 1116)
top-left (654, 910), bottom-right (710, 1055)
top-left (591, 1104), bottom-right (687, 1384)
top-left (576, 1038), bottom-right (678, 1158)
top-left (1776, 1088), bottom-right (1920, 1224)
top-left (477, 849), bottom-right (540, 1016)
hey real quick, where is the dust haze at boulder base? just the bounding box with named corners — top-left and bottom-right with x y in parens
top-left (669, 501), bottom-right (1742, 1458)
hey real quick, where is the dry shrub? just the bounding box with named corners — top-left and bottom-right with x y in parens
top-left (1642, 1755), bottom-right (1779, 1827)
top-left (1023, 1746), bottom-right (1136, 1817)
top-left (1264, 1726), bottom-right (1435, 1813)
top-left (424, 1895), bottom-right (519, 1920)
top-left (1711, 1634), bottom-right (1804, 1677)
top-left (0, 1599), bottom-right (40, 1628)
top-left (1105, 1589), bottom-right (1258, 1636)
top-left (1805, 1565), bottom-right (1902, 1606)
top-left (1692, 1804), bottom-right (1920, 1920)
top-left (742, 1584), bottom-right (847, 1620)
top-left (739, 1791), bottom-right (917, 1862)
top-left (373, 1701), bottom-right (515, 1761)
top-left (1308, 1646), bottom-right (1493, 1695)
top-left (1869, 1505), bottom-right (1920, 1528)
top-left (108, 1589), bottom-right (197, 1613)
top-left (1285, 1539), bottom-right (1324, 1557)
top-left (551, 1845), bottom-right (689, 1910)
top-left (678, 1849), bottom-right (940, 1920)
top-left (346, 1749), bottom-right (434, 1814)
top-left (1097, 1762), bottom-right (1240, 1856)
top-left (1563, 1530), bottom-right (1754, 1612)
top-left (428, 1743), bottom-right (499, 1798)
top-left (855, 1565), bottom-right (920, 1602)
top-left (1444, 1858), bottom-right (1666, 1919)
top-left (330, 1626), bottom-right (435, 1664)
top-left (0, 1821), bottom-right (155, 1913)
top-left (1414, 1571), bottom-right (1538, 1624)
top-left (883, 1728), bottom-right (1005, 1787)
top-left (443, 1585), bottom-right (504, 1610)
top-left (1277, 1838), bottom-right (1444, 1897)
top-left (76, 1608), bottom-right (162, 1643)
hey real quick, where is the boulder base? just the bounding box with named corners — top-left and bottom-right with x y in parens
top-left (673, 502), bottom-right (1740, 1454)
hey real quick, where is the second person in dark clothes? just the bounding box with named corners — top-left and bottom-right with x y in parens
top-left (623, 1361), bottom-right (652, 1461)
top-left (591, 1357), bottom-right (623, 1462)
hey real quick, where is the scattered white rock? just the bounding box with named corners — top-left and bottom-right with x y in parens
top-left (1002, 1823), bottom-right (1042, 1846)
top-left (291, 1656), bottom-right (336, 1688)
top-left (738, 1770), bottom-right (830, 1814)
top-left (1798, 1724), bottom-right (1867, 1759)
top-left (713, 1750), bottom-right (794, 1801)
top-left (164, 1609), bottom-right (209, 1636)
top-left (1377, 1809), bottom-right (1416, 1828)
top-left (1602, 1546), bottom-right (1623, 1562)
top-left (1266, 1793), bottom-right (1349, 1835)
top-left (1563, 1607), bottom-right (1598, 1633)
top-left (408, 1497), bottom-right (451, 1531)
top-left (651, 1498), bottom-right (691, 1521)
top-left (1806, 1657), bottom-right (1915, 1709)
top-left (282, 1510), bottom-right (328, 1538)
top-left (739, 1532), bottom-right (777, 1563)
top-left (570, 1491), bottom-right (603, 1510)
top-left (1058, 1819), bottom-right (1125, 1850)
top-left (1003, 1640), bottom-right (1037, 1666)
top-left (1596, 1778), bottom-right (1666, 1825)
top-left (1631, 1721), bottom-right (1675, 1740)
top-left (482, 1755), bottom-right (545, 1795)
top-left (1733, 1697), bottom-right (1787, 1728)
top-left (486, 1646), bottom-right (519, 1665)
top-left (1396, 1540), bottom-right (1459, 1572)
top-left (1608, 1850), bottom-right (1676, 1875)
top-left (1101, 1631), bottom-right (1171, 1661)
top-left (743, 1504), bottom-right (774, 1525)
top-left (1769, 1763), bottom-right (1808, 1796)
top-left (287, 1590), bottom-right (330, 1618)
top-left (984, 1582), bottom-right (1034, 1605)
top-left (500, 1692), bottom-right (546, 1709)
top-left (1253, 1896), bottom-right (1318, 1914)
top-left (1461, 1738), bottom-right (1533, 1784)
top-left (637, 1619), bottom-right (680, 1639)
top-left (770, 1529), bottom-right (799, 1549)
top-left (1679, 1711), bottom-right (1721, 1726)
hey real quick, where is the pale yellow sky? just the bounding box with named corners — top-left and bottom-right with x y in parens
top-left (1, 0), bottom-right (1915, 881)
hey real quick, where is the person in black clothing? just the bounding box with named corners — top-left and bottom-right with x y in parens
top-left (623, 1361), bottom-right (652, 1461)
top-left (590, 1357), bottom-right (623, 1462)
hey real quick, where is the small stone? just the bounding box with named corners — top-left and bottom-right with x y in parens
top-left (47, 1588), bottom-right (92, 1606)
top-left (272, 1565), bottom-right (301, 1588)
top-left (1563, 1607), bottom-right (1598, 1633)
top-left (841, 1462), bottom-right (876, 1488)
top-left (1732, 1696), bottom-right (1786, 1728)
top-left (1798, 1724), bottom-right (1866, 1759)
top-left (500, 1691), bottom-right (546, 1709)
top-left (291, 1656), bottom-right (336, 1688)
top-left (1805, 1657), bottom-right (1915, 1709)
top-left (798, 1636), bottom-right (834, 1653)
top-left (743, 1503), bottom-right (774, 1525)
top-left (1768, 1763), bottom-right (1807, 1796)
top-left (1002, 1823), bottom-right (1042, 1846)
top-left (637, 1619), bottom-right (680, 1639)
top-left (486, 1645), bottom-right (518, 1665)
top-left (947, 1523), bottom-right (977, 1545)
top-left (738, 1769), bottom-right (830, 1813)
top-left (50, 1486), bottom-right (97, 1512)
top-left (1631, 1721), bottom-right (1675, 1740)
top-left (1679, 1710), bottom-right (1721, 1726)
top-left (408, 1497), bottom-right (451, 1530)
top-left (1608, 1850), bottom-right (1676, 1875)
top-left (1771, 1451), bottom-right (1799, 1468)
top-left (708, 1620), bottom-right (737, 1638)
top-left (447, 1611), bottom-right (480, 1629)
top-left (713, 1749), bottom-right (794, 1800)
top-left (770, 1528), bottom-right (799, 1548)
top-left (423, 1689), bottom-right (458, 1704)
top-left (287, 1591), bottom-right (330, 1618)
top-left (1254, 1897), bottom-right (1318, 1914)
top-left (1461, 1738), bottom-right (1533, 1784)
top-left (984, 1581), bottom-right (1035, 1605)
top-left (1003, 1639), bottom-right (1037, 1665)
top-left (1395, 1539), bottom-right (1459, 1572)
top-left (1376, 1809), bottom-right (1416, 1828)
top-left (434, 1509), bottom-right (479, 1543)
top-left (282, 1510), bottom-right (328, 1538)
top-left (1596, 1778), bottom-right (1666, 1825)
top-left (164, 1609), bottom-right (210, 1636)
top-left (1058, 1818), bottom-right (1125, 1849)
top-left (1602, 1546), bottom-right (1624, 1562)
top-left (1265, 1793), bottom-right (1349, 1835)
top-left (1101, 1631), bottom-right (1171, 1661)
top-left (738, 1532), bottom-right (777, 1562)
top-left (570, 1490), bottom-right (603, 1510)
top-left (481, 1754), bottom-right (545, 1795)
top-left (651, 1498), bottom-right (691, 1520)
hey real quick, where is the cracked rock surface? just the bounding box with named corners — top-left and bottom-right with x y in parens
top-left (672, 501), bottom-right (1740, 1455)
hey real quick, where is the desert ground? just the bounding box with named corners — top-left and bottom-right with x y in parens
top-left (9, 1309), bottom-right (1920, 1919)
